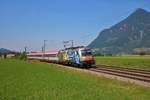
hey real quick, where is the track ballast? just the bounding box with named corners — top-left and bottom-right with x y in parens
top-left (89, 65), bottom-right (150, 83)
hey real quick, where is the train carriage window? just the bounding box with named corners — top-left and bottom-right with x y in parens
top-left (45, 54), bottom-right (56, 57)
top-left (81, 50), bottom-right (92, 56)
top-left (37, 55), bottom-right (42, 57)
top-left (29, 55), bottom-right (42, 57)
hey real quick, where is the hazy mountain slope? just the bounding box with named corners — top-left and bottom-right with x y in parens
top-left (88, 8), bottom-right (150, 53)
top-left (0, 48), bottom-right (12, 54)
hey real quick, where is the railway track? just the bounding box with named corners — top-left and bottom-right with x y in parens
top-left (89, 65), bottom-right (150, 83)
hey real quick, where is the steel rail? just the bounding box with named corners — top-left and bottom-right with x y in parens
top-left (89, 67), bottom-right (150, 83)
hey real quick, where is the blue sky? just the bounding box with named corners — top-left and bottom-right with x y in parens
top-left (0, 0), bottom-right (150, 51)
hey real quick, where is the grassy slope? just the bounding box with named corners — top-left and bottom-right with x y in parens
top-left (95, 56), bottom-right (150, 70)
top-left (0, 59), bottom-right (150, 100)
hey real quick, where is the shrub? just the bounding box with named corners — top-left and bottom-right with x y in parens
top-left (15, 52), bottom-right (27, 60)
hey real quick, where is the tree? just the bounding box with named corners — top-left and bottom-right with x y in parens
top-left (4, 53), bottom-right (7, 59)
top-left (15, 52), bottom-right (27, 60)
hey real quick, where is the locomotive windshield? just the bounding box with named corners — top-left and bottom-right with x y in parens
top-left (81, 49), bottom-right (92, 56)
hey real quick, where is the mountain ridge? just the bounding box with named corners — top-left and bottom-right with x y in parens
top-left (0, 48), bottom-right (13, 54)
top-left (88, 8), bottom-right (150, 54)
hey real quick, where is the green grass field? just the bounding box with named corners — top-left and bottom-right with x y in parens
top-left (0, 59), bottom-right (150, 100)
top-left (95, 55), bottom-right (150, 70)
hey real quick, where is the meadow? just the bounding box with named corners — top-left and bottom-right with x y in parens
top-left (95, 55), bottom-right (150, 70)
top-left (0, 59), bottom-right (150, 100)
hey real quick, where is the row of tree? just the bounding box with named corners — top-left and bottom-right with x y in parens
top-left (92, 48), bottom-right (150, 56)
top-left (0, 52), bottom-right (27, 60)
top-left (14, 52), bottom-right (27, 60)
top-left (133, 48), bottom-right (150, 55)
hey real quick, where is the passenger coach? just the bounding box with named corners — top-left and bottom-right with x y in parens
top-left (27, 50), bottom-right (59, 63)
top-left (27, 46), bottom-right (95, 68)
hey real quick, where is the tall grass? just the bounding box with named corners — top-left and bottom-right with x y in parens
top-left (0, 59), bottom-right (150, 100)
top-left (95, 55), bottom-right (150, 70)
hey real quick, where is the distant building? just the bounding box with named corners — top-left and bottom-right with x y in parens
top-left (7, 54), bottom-right (15, 58)
top-left (0, 52), bottom-right (16, 59)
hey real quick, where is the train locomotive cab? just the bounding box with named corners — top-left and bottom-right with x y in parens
top-left (58, 46), bottom-right (95, 68)
top-left (79, 48), bottom-right (95, 67)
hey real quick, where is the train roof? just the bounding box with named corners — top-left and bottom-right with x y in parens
top-left (27, 50), bottom-right (58, 55)
top-left (62, 46), bottom-right (88, 51)
top-left (62, 46), bottom-right (92, 51)
top-left (65, 46), bottom-right (84, 50)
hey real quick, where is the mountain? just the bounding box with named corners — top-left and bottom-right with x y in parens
top-left (88, 8), bottom-right (150, 54)
top-left (0, 48), bottom-right (12, 54)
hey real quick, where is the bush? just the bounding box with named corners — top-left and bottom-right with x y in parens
top-left (15, 52), bottom-right (27, 60)
top-left (133, 48), bottom-right (150, 55)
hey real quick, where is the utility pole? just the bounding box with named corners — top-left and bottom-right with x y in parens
top-left (63, 40), bottom-right (74, 49)
top-left (24, 46), bottom-right (27, 60)
top-left (24, 46), bottom-right (27, 53)
top-left (44, 40), bottom-right (47, 52)
top-left (71, 40), bottom-right (74, 47)
top-left (42, 46), bottom-right (44, 52)
top-left (43, 40), bottom-right (47, 58)
top-left (63, 41), bottom-right (69, 49)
